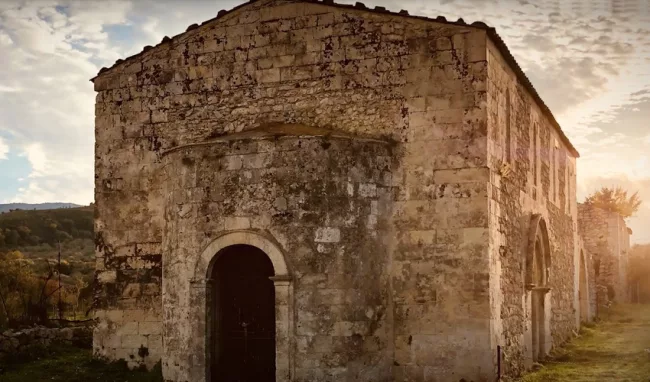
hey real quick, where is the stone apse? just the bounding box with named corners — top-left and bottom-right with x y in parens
top-left (91, 0), bottom-right (588, 381)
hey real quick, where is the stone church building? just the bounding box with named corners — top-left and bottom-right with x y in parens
top-left (91, 0), bottom-right (593, 381)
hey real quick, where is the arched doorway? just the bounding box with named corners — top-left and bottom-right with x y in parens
top-left (531, 239), bottom-right (546, 362)
top-left (210, 244), bottom-right (277, 382)
top-left (188, 231), bottom-right (292, 382)
top-left (579, 251), bottom-right (589, 323)
top-left (526, 214), bottom-right (551, 363)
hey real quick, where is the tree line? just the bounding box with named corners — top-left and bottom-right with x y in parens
top-left (0, 207), bottom-right (94, 329)
top-left (0, 207), bottom-right (93, 248)
top-left (0, 186), bottom-right (645, 328)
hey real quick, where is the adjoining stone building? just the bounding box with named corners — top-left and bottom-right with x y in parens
top-left (578, 203), bottom-right (632, 306)
top-left (91, 0), bottom-right (588, 380)
top-left (574, 234), bottom-right (596, 326)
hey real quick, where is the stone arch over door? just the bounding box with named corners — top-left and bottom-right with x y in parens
top-left (525, 214), bottom-right (551, 364)
top-left (189, 231), bottom-right (293, 382)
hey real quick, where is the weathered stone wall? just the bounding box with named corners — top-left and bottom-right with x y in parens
top-left (0, 325), bottom-right (92, 365)
top-left (578, 204), bottom-right (631, 305)
top-left (574, 235), bottom-right (596, 326)
top-left (93, 111), bottom-right (164, 368)
top-left (578, 204), bottom-right (611, 307)
top-left (485, 39), bottom-right (578, 377)
top-left (94, 0), bottom-right (495, 380)
top-left (161, 133), bottom-right (394, 382)
top-left (609, 213), bottom-right (630, 302)
top-left (588, 249), bottom-right (598, 317)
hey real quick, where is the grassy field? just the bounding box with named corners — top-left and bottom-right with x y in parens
top-left (0, 346), bottom-right (163, 382)
top-left (2, 304), bottom-right (649, 381)
top-left (521, 304), bottom-right (650, 382)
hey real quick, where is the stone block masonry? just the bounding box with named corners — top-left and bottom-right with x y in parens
top-left (92, 0), bottom-right (586, 381)
top-left (485, 37), bottom-right (582, 376)
top-left (0, 325), bottom-right (93, 364)
top-left (161, 133), bottom-right (394, 382)
top-left (578, 203), bottom-right (631, 305)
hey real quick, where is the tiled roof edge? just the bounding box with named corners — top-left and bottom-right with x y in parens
top-left (484, 28), bottom-right (578, 157)
top-left (90, 0), bottom-right (579, 157)
top-left (90, 0), bottom-right (261, 81)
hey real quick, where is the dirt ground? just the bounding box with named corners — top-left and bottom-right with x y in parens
top-left (521, 304), bottom-right (650, 382)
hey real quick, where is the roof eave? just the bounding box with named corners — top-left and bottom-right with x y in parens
top-left (89, 0), bottom-right (580, 158)
top-left (485, 28), bottom-right (579, 158)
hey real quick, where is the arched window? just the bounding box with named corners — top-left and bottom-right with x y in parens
top-left (526, 215), bottom-right (550, 290)
top-left (526, 214), bottom-right (551, 362)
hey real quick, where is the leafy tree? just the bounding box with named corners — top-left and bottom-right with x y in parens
top-left (0, 253), bottom-right (37, 325)
top-left (584, 186), bottom-right (642, 218)
top-left (27, 234), bottom-right (41, 245)
top-left (16, 225), bottom-right (31, 238)
top-left (60, 218), bottom-right (75, 232)
top-left (0, 207), bottom-right (95, 327)
top-left (0, 206), bottom-right (93, 248)
top-left (5, 230), bottom-right (19, 246)
top-left (6, 250), bottom-right (24, 260)
top-left (58, 260), bottom-right (72, 276)
top-left (56, 230), bottom-right (72, 242)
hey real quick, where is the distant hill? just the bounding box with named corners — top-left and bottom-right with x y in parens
top-left (0, 206), bottom-right (93, 248)
top-left (0, 203), bottom-right (82, 213)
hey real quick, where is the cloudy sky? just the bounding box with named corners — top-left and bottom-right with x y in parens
top-left (0, 0), bottom-right (649, 241)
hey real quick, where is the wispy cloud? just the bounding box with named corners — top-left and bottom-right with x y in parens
top-left (0, 0), bottom-right (649, 242)
top-left (0, 137), bottom-right (8, 160)
top-left (0, 0), bottom-right (133, 204)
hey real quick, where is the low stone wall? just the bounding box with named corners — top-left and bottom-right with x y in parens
top-left (0, 324), bottom-right (93, 365)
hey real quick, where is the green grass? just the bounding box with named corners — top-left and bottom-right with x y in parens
top-left (521, 304), bottom-right (650, 382)
top-left (0, 345), bottom-right (163, 382)
top-left (4, 305), bottom-right (650, 381)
